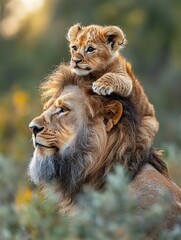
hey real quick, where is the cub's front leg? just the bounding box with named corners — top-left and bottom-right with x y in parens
top-left (92, 72), bottom-right (133, 97)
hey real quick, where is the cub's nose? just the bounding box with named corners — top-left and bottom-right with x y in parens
top-left (73, 58), bottom-right (82, 64)
top-left (29, 122), bottom-right (44, 136)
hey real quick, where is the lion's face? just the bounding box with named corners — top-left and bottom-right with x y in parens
top-left (28, 83), bottom-right (123, 198)
top-left (67, 24), bottom-right (125, 76)
top-left (29, 85), bottom-right (85, 155)
top-left (28, 85), bottom-right (89, 185)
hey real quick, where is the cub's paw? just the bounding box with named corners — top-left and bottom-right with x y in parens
top-left (92, 80), bottom-right (114, 96)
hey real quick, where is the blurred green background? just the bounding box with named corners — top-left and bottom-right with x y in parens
top-left (0, 0), bottom-right (181, 239)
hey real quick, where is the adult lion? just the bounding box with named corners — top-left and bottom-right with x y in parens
top-left (28, 65), bottom-right (181, 238)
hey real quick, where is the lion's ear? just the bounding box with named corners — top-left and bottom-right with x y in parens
top-left (66, 23), bottom-right (82, 42)
top-left (104, 100), bottom-right (123, 132)
top-left (104, 26), bottom-right (126, 51)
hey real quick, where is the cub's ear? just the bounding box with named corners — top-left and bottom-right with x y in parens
top-left (66, 23), bottom-right (82, 42)
top-left (104, 100), bottom-right (123, 132)
top-left (103, 26), bottom-right (126, 51)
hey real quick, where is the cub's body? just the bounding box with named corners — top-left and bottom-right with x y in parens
top-left (67, 24), bottom-right (159, 151)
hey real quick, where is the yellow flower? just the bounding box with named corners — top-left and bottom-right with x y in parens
top-left (12, 89), bottom-right (29, 115)
top-left (16, 187), bottom-right (33, 206)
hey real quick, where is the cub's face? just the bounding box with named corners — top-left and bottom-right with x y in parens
top-left (67, 24), bottom-right (125, 76)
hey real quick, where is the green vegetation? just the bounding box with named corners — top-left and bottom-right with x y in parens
top-left (1, 156), bottom-right (181, 239)
top-left (0, 0), bottom-right (181, 239)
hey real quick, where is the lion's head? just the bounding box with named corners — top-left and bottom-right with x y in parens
top-left (28, 65), bottom-right (168, 208)
top-left (67, 24), bottom-right (126, 76)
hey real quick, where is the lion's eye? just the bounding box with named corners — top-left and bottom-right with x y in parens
top-left (86, 47), bottom-right (95, 53)
top-left (72, 45), bottom-right (77, 51)
top-left (57, 107), bottom-right (67, 115)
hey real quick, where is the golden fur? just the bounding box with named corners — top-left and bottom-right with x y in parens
top-left (67, 23), bottom-right (159, 157)
top-left (28, 65), bottom-right (181, 239)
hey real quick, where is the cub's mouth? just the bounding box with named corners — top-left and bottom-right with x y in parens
top-left (74, 65), bottom-right (81, 69)
top-left (35, 142), bottom-right (59, 151)
top-left (71, 61), bottom-right (91, 71)
top-left (74, 65), bottom-right (90, 69)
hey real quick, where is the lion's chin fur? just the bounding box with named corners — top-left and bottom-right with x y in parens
top-left (28, 150), bottom-right (60, 185)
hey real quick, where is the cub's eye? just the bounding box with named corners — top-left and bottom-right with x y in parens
top-left (72, 45), bottom-right (77, 51)
top-left (86, 46), bottom-right (95, 53)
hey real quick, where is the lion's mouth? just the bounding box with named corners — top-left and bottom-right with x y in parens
top-left (35, 142), bottom-right (59, 150)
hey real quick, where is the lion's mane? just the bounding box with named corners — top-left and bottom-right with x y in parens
top-left (37, 65), bottom-right (169, 207)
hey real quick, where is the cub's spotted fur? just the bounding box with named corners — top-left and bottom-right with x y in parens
top-left (67, 23), bottom-right (159, 151)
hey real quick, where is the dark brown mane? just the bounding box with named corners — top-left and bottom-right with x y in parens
top-left (106, 94), bottom-right (169, 180)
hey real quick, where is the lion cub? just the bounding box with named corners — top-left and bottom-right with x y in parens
top-left (66, 24), bottom-right (159, 150)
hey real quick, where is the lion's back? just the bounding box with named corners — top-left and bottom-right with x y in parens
top-left (130, 164), bottom-right (181, 235)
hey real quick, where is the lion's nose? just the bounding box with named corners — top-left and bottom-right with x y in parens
top-left (29, 122), bottom-right (44, 136)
